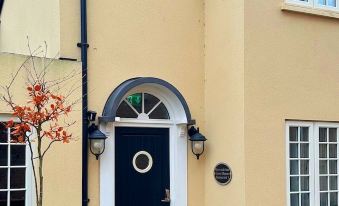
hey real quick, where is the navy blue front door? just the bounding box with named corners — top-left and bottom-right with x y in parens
top-left (115, 127), bottom-right (170, 206)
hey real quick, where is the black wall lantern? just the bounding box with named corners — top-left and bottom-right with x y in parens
top-left (87, 111), bottom-right (107, 160)
top-left (188, 126), bottom-right (207, 160)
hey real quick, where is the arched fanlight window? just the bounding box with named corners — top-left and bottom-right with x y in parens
top-left (116, 93), bottom-right (170, 120)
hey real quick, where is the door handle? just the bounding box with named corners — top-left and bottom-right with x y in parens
top-left (161, 189), bottom-right (171, 203)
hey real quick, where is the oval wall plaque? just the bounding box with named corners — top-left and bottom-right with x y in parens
top-left (214, 163), bottom-right (232, 185)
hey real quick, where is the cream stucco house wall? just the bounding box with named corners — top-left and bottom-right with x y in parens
top-left (1, 0), bottom-right (339, 206)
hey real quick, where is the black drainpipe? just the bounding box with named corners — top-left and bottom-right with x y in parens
top-left (77, 0), bottom-right (89, 205)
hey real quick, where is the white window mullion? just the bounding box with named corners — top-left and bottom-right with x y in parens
top-left (286, 124), bottom-right (291, 206)
top-left (299, 127), bottom-right (302, 206)
top-left (337, 128), bottom-right (339, 206)
top-left (7, 127), bottom-right (10, 206)
top-left (309, 123), bottom-right (315, 206)
top-left (142, 93), bottom-right (144, 114)
top-left (25, 140), bottom-right (33, 206)
top-left (314, 124), bottom-right (319, 206)
top-left (327, 128), bottom-right (330, 206)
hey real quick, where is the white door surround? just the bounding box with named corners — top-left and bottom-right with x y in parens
top-left (99, 84), bottom-right (188, 206)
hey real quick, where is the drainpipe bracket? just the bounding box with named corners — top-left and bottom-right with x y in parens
top-left (77, 42), bottom-right (89, 48)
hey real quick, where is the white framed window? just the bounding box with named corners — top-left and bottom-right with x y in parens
top-left (287, 121), bottom-right (339, 206)
top-left (0, 121), bottom-right (33, 206)
top-left (285, 0), bottom-right (339, 12)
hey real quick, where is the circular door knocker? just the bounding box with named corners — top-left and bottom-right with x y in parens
top-left (132, 151), bottom-right (153, 173)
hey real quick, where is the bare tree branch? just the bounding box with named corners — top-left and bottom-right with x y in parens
top-left (42, 139), bottom-right (61, 158)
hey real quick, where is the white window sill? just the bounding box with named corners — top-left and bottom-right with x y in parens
top-left (282, 3), bottom-right (339, 19)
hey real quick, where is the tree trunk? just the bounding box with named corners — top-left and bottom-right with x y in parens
top-left (38, 157), bottom-right (43, 206)
top-left (37, 127), bottom-right (43, 206)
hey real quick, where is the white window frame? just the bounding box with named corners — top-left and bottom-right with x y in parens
top-left (286, 0), bottom-right (314, 7)
top-left (285, 0), bottom-right (339, 12)
top-left (286, 121), bottom-right (315, 206)
top-left (314, 122), bottom-right (339, 206)
top-left (286, 121), bottom-right (339, 206)
top-left (0, 115), bottom-right (34, 206)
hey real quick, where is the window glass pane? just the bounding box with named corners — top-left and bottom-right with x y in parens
top-left (300, 160), bottom-right (309, 174)
top-left (301, 193), bottom-right (310, 206)
top-left (0, 168), bottom-right (7, 189)
top-left (135, 153), bottom-right (150, 171)
top-left (320, 144), bottom-right (328, 158)
top-left (328, 0), bottom-right (336, 6)
top-left (330, 160), bottom-right (337, 174)
top-left (149, 103), bottom-right (170, 119)
top-left (301, 127), bottom-right (309, 141)
top-left (318, 0), bottom-right (326, 5)
top-left (0, 124), bottom-right (7, 143)
top-left (300, 143), bottom-right (309, 158)
top-left (126, 93), bottom-right (142, 113)
top-left (329, 128), bottom-right (337, 142)
top-left (10, 191), bottom-right (25, 206)
top-left (10, 127), bottom-right (23, 143)
top-left (0, 145), bottom-right (8, 166)
top-left (116, 101), bottom-right (138, 118)
top-left (0, 192), bottom-right (7, 206)
top-left (320, 176), bottom-right (329, 191)
top-left (291, 193), bottom-right (299, 206)
top-left (321, 193), bottom-right (329, 206)
top-left (144, 93), bottom-right (160, 114)
top-left (291, 160), bottom-right (299, 175)
top-left (290, 127), bottom-right (298, 141)
top-left (330, 144), bottom-right (337, 158)
top-left (330, 192), bottom-right (338, 206)
top-left (11, 145), bottom-right (26, 166)
top-left (290, 143), bottom-right (299, 158)
top-left (320, 128), bottom-right (328, 142)
top-left (330, 176), bottom-right (338, 190)
top-left (301, 176), bottom-right (309, 191)
top-left (290, 176), bottom-right (299, 192)
top-left (320, 160), bottom-right (328, 174)
top-left (10, 168), bottom-right (26, 189)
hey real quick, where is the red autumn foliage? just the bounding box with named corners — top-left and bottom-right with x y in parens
top-left (7, 83), bottom-right (72, 143)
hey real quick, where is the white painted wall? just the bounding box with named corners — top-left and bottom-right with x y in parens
top-left (0, 0), bottom-right (60, 58)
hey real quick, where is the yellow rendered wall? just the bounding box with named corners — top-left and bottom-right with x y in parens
top-left (1, 0), bottom-right (206, 204)
top-left (244, 1), bottom-right (339, 206)
top-left (59, 0), bottom-right (80, 60)
top-left (204, 0), bottom-right (245, 206)
top-left (0, 0), bottom-right (60, 58)
top-left (0, 53), bottom-right (82, 206)
top-left (78, 0), bottom-right (205, 205)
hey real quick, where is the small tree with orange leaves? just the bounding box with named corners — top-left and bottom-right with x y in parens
top-left (1, 42), bottom-right (80, 206)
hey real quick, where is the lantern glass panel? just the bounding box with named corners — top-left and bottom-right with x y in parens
top-left (192, 141), bottom-right (204, 155)
top-left (90, 139), bottom-right (105, 155)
